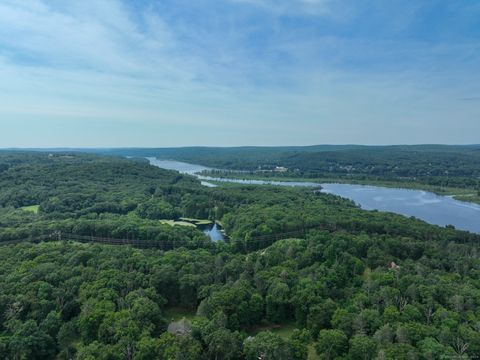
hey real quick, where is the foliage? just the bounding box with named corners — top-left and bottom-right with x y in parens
top-left (0, 152), bottom-right (479, 359)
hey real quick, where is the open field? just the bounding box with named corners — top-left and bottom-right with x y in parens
top-left (179, 217), bottom-right (213, 226)
top-left (248, 321), bottom-right (297, 338)
top-left (20, 205), bottom-right (40, 214)
top-left (160, 219), bottom-right (196, 227)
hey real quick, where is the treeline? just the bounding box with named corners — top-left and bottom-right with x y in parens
top-left (218, 186), bottom-right (480, 252)
top-left (0, 152), bottom-right (202, 214)
top-left (274, 148), bottom-right (480, 190)
top-left (113, 145), bottom-right (480, 191)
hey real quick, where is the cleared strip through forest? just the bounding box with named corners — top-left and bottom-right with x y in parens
top-left (2, 223), bottom-right (479, 249)
top-left (0, 228), bottom-right (311, 248)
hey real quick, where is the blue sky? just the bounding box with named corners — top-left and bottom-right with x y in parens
top-left (0, 0), bottom-right (479, 147)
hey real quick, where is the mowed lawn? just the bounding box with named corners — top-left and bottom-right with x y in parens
top-left (159, 220), bottom-right (196, 227)
top-left (21, 205), bottom-right (40, 214)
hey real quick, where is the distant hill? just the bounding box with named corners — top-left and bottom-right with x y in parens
top-left (4, 145), bottom-right (480, 190)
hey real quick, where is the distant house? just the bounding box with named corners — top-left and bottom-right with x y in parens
top-left (274, 166), bottom-right (288, 172)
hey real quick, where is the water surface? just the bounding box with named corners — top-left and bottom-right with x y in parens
top-left (321, 184), bottom-right (480, 233)
top-left (147, 157), bottom-right (480, 234)
top-left (148, 158), bottom-right (218, 187)
top-left (202, 223), bottom-right (225, 242)
top-left (147, 157), bottom-right (211, 174)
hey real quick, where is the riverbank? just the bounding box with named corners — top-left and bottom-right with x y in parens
top-left (147, 157), bottom-right (480, 233)
top-left (199, 171), bottom-right (480, 205)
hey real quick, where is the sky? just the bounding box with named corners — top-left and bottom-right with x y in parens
top-left (0, 0), bottom-right (479, 147)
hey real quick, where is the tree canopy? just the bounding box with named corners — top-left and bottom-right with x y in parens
top-left (0, 152), bottom-right (479, 359)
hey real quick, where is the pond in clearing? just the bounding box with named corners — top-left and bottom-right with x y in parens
top-left (201, 223), bottom-right (225, 242)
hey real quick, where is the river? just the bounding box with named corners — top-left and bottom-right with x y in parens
top-left (147, 158), bottom-right (480, 234)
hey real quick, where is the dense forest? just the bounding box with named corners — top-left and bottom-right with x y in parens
top-left (0, 152), bottom-right (479, 359)
top-left (0, 152), bottom-right (214, 246)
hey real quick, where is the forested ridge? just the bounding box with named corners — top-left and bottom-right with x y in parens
top-left (0, 152), bottom-right (479, 359)
top-left (0, 152), bottom-right (213, 247)
top-left (97, 145), bottom-right (480, 198)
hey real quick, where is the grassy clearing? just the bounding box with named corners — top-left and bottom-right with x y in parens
top-left (195, 220), bottom-right (214, 225)
top-left (453, 193), bottom-right (480, 204)
top-left (178, 217), bottom-right (199, 222)
top-left (270, 323), bottom-right (297, 338)
top-left (164, 307), bottom-right (198, 322)
top-left (179, 217), bottom-right (213, 226)
top-left (20, 205), bottom-right (40, 214)
top-left (159, 220), bottom-right (196, 227)
top-left (248, 321), bottom-right (297, 339)
top-left (308, 344), bottom-right (319, 360)
top-left (362, 267), bottom-right (371, 280)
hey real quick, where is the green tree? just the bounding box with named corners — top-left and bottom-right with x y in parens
top-left (417, 337), bottom-right (455, 360)
top-left (243, 332), bottom-right (292, 360)
top-left (307, 299), bottom-right (337, 338)
top-left (156, 333), bottom-right (203, 360)
top-left (331, 308), bottom-right (355, 337)
top-left (266, 281), bottom-right (290, 323)
top-left (205, 329), bottom-right (243, 360)
top-left (382, 306), bottom-right (400, 324)
top-left (349, 334), bottom-right (377, 360)
top-left (314, 329), bottom-right (348, 360)
top-left (8, 320), bottom-right (56, 360)
top-left (380, 343), bottom-right (419, 360)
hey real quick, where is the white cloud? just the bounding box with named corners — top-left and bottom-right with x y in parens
top-left (0, 0), bottom-right (478, 146)
top-left (230, 0), bottom-right (333, 15)
top-left (0, 1), bottom-right (176, 73)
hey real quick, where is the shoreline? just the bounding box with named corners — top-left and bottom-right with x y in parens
top-left (197, 171), bottom-right (480, 205)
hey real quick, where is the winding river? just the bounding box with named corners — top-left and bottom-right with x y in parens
top-left (147, 158), bottom-right (480, 234)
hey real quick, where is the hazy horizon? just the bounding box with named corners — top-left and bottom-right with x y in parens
top-left (2, 143), bottom-right (480, 150)
top-left (1, 1), bottom-right (479, 147)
